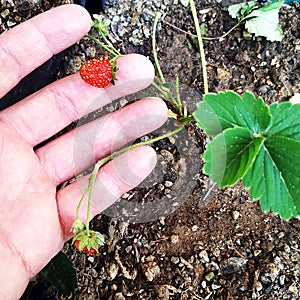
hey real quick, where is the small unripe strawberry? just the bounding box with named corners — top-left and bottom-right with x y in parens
top-left (71, 219), bottom-right (85, 234)
top-left (79, 57), bottom-right (115, 88)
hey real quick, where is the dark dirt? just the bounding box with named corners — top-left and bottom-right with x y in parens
top-left (2, 0), bottom-right (299, 299)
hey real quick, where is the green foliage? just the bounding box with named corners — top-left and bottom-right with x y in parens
top-left (228, 0), bottom-right (284, 42)
top-left (228, 1), bottom-right (257, 20)
top-left (40, 251), bottom-right (77, 295)
top-left (92, 15), bottom-right (109, 36)
top-left (193, 91), bottom-right (300, 220)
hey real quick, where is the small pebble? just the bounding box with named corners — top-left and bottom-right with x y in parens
top-left (232, 210), bottom-right (240, 220)
top-left (88, 256), bottom-right (94, 263)
top-left (284, 244), bottom-right (291, 253)
top-left (258, 85), bottom-right (270, 94)
top-left (288, 284), bottom-right (298, 294)
top-left (159, 217), bottom-right (165, 225)
top-left (256, 281), bottom-right (263, 291)
top-left (115, 292), bottom-right (125, 300)
top-left (171, 256), bottom-right (180, 264)
top-left (90, 268), bottom-right (98, 278)
top-left (212, 283), bottom-right (221, 290)
top-left (142, 261), bottom-right (161, 282)
top-left (254, 249), bottom-right (261, 257)
top-left (165, 180), bottom-right (173, 187)
top-left (191, 225), bottom-right (198, 232)
top-left (7, 19), bottom-right (16, 26)
top-left (179, 0), bottom-right (189, 6)
top-left (220, 257), bottom-right (248, 275)
top-left (279, 275), bottom-right (285, 286)
top-left (1, 9), bottom-right (10, 18)
top-left (205, 271), bottom-right (215, 281)
top-left (199, 250), bottom-right (209, 262)
top-left (170, 235), bottom-right (179, 244)
top-left (106, 262), bottom-right (119, 280)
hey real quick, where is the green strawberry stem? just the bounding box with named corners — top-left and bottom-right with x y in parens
top-left (76, 125), bottom-right (185, 234)
top-left (85, 166), bottom-right (98, 236)
top-left (86, 34), bottom-right (121, 59)
top-left (100, 33), bottom-right (121, 58)
top-left (178, 114), bottom-right (194, 124)
top-left (151, 81), bottom-right (177, 106)
top-left (75, 187), bottom-right (88, 221)
top-left (156, 9), bottom-right (245, 41)
top-left (152, 13), bottom-right (186, 117)
top-left (175, 75), bottom-right (183, 116)
top-left (189, 0), bottom-right (209, 94)
top-left (201, 19), bottom-right (245, 41)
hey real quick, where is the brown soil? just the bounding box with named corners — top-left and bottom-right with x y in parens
top-left (5, 0), bottom-right (300, 299)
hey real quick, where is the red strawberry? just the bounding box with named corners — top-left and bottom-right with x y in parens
top-left (73, 229), bottom-right (105, 255)
top-left (79, 57), bottom-right (116, 88)
top-left (74, 239), bottom-right (99, 255)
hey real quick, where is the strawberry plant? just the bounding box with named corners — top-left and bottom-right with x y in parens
top-left (71, 0), bottom-right (299, 262)
top-left (193, 91), bottom-right (300, 219)
top-left (68, 0), bottom-right (300, 260)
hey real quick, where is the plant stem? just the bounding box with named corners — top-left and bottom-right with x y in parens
top-left (178, 114), bottom-right (194, 124)
top-left (152, 81), bottom-right (177, 107)
top-left (175, 75), bottom-right (183, 116)
top-left (75, 188), bottom-right (87, 220)
top-left (100, 33), bottom-right (121, 57)
top-left (202, 20), bottom-right (244, 40)
top-left (78, 125), bottom-right (185, 229)
top-left (189, 0), bottom-right (209, 94)
top-left (86, 34), bottom-right (121, 58)
top-left (85, 166), bottom-right (100, 235)
top-left (146, 7), bottom-right (245, 41)
top-left (152, 12), bottom-right (166, 84)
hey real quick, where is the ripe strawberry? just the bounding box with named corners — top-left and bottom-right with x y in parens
top-left (79, 57), bottom-right (116, 88)
top-left (74, 239), bottom-right (99, 255)
top-left (73, 229), bottom-right (105, 255)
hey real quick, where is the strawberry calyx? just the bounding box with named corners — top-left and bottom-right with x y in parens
top-left (110, 59), bottom-right (118, 85)
top-left (73, 230), bottom-right (105, 254)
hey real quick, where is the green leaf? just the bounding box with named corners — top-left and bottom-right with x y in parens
top-left (193, 91), bottom-right (270, 137)
top-left (245, 0), bottom-right (284, 41)
top-left (228, 1), bottom-right (257, 20)
top-left (194, 91), bottom-right (300, 219)
top-left (243, 137), bottom-right (300, 219)
top-left (40, 251), bottom-right (77, 295)
top-left (204, 127), bottom-right (264, 187)
top-left (267, 101), bottom-right (300, 139)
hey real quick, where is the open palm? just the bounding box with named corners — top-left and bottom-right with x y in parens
top-left (0, 5), bottom-right (167, 299)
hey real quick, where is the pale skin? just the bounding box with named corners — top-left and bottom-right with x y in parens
top-left (0, 5), bottom-right (168, 299)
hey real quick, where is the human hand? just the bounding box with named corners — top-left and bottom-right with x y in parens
top-left (0, 5), bottom-right (167, 299)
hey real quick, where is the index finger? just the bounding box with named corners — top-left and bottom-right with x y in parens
top-left (0, 4), bottom-right (91, 98)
